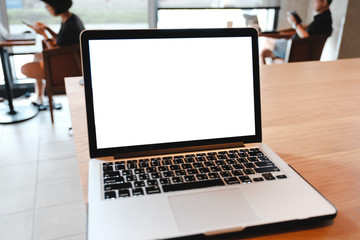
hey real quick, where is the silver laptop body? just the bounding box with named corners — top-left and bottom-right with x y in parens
top-left (80, 28), bottom-right (337, 240)
top-left (0, 22), bottom-right (35, 41)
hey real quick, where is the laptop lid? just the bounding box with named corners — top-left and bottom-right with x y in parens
top-left (0, 23), bottom-right (10, 39)
top-left (81, 28), bottom-right (262, 159)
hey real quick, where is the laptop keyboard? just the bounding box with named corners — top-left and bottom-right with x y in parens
top-left (102, 148), bottom-right (287, 199)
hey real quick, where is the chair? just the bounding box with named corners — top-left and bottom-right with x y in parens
top-left (284, 34), bottom-right (329, 63)
top-left (42, 44), bottom-right (82, 123)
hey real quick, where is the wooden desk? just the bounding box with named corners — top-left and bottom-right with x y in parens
top-left (65, 58), bottom-right (360, 239)
top-left (0, 39), bottom-right (38, 123)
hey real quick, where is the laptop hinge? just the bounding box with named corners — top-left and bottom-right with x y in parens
top-left (114, 142), bottom-right (245, 159)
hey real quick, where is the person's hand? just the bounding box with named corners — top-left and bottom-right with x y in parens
top-left (287, 12), bottom-right (297, 25)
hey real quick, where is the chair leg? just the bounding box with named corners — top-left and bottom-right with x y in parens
top-left (48, 93), bottom-right (54, 123)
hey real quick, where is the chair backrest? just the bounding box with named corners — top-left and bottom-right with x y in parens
top-left (42, 44), bottom-right (82, 94)
top-left (284, 34), bottom-right (329, 63)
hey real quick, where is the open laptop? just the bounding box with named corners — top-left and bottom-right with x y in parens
top-left (80, 28), bottom-right (337, 240)
top-left (0, 22), bottom-right (35, 41)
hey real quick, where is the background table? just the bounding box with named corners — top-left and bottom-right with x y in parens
top-left (66, 58), bottom-right (360, 239)
top-left (0, 39), bottom-right (38, 123)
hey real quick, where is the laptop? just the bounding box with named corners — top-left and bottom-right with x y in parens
top-left (80, 28), bottom-right (337, 240)
top-left (0, 22), bottom-right (35, 41)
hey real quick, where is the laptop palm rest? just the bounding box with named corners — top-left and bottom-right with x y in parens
top-left (168, 188), bottom-right (260, 233)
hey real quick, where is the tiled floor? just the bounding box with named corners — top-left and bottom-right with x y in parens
top-left (0, 96), bottom-right (86, 240)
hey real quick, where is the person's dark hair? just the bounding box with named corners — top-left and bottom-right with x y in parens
top-left (327, 0), bottom-right (332, 6)
top-left (41, 0), bottom-right (72, 15)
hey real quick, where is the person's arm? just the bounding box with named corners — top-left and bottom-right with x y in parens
top-left (287, 13), bottom-right (309, 38)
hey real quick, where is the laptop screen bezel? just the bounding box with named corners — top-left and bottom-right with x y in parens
top-left (81, 28), bottom-right (262, 158)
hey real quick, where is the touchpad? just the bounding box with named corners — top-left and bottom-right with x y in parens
top-left (168, 188), bottom-right (260, 233)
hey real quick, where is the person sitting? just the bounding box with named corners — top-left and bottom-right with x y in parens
top-left (261, 0), bottom-right (332, 64)
top-left (21, 0), bottom-right (85, 107)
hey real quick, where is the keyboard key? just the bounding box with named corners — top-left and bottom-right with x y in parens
top-left (255, 161), bottom-right (274, 167)
top-left (126, 175), bottom-right (137, 181)
top-left (196, 174), bottom-right (208, 181)
top-left (162, 160), bottom-right (172, 165)
top-left (184, 175), bottom-right (196, 182)
top-left (103, 171), bottom-right (120, 178)
top-left (276, 175), bottom-right (287, 179)
top-left (134, 181), bottom-right (145, 187)
top-left (185, 157), bottom-right (196, 163)
top-left (199, 167), bottom-right (210, 173)
top-left (158, 166), bottom-right (169, 172)
top-left (254, 167), bottom-right (280, 174)
top-left (170, 165), bottom-right (180, 171)
top-left (104, 182), bottom-right (132, 191)
top-left (221, 165), bottom-right (233, 171)
top-left (182, 164), bottom-right (193, 170)
top-left (231, 170), bottom-right (243, 176)
top-left (244, 163), bottom-right (255, 168)
top-left (163, 171), bottom-right (174, 177)
top-left (150, 172), bottom-right (161, 179)
top-left (146, 186), bottom-right (161, 194)
top-left (104, 191), bottom-right (116, 199)
top-left (224, 177), bottom-right (240, 185)
top-left (172, 177), bottom-right (183, 183)
top-left (253, 177), bottom-right (264, 182)
top-left (147, 180), bottom-right (158, 186)
top-left (210, 166), bottom-right (221, 172)
top-left (118, 189), bottom-right (130, 198)
top-left (175, 170), bottom-right (186, 176)
top-left (132, 188), bottom-right (144, 196)
top-left (233, 164), bottom-right (244, 170)
top-left (220, 171), bottom-right (231, 178)
top-left (103, 176), bottom-right (124, 184)
top-left (187, 169), bottom-right (199, 175)
top-left (147, 167), bottom-right (157, 173)
top-left (134, 168), bottom-right (145, 175)
top-left (162, 179), bottom-right (225, 193)
top-left (139, 162), bottom-right (149, 168)
top-left (193, 162), bottom-right (204, 168)
top-left (215, 160), bottom-right (226, 166)
top-left (239, 176), bottom-right (252, 183)
top-left (103, 165), bottom-right (114, 172)
top-left (115, 164), bottom-right (126, 170)
top-left (173, 159), bottom-right (184, 164)
top-left (121, 170), bottom-right (133, 176)
top-left (204, 161), bottom-right (215, 167)
top-left (159, 178), bottom-right (171, 185)
top-left (138, 174), bottom-right (149, 180)
top-left (263, 173), bottom-right (276, 180)
top-left (208, 173), bottom-right (220, 179)
top-left (244, 169), bottom-right (255, 175)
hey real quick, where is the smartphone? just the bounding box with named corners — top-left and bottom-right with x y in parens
top-left (22, 19), bottom-right (34, 28)
top-left (289, 11), bottom-right (302, 24)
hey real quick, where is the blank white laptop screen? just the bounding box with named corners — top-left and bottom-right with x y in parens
top-left (88, 36), bottom-right (255, 149)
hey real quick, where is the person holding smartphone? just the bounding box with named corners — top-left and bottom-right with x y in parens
top-left (21, 0), bottom-right (85, 107)
top-left (261, 0), bottom-right (332, 64)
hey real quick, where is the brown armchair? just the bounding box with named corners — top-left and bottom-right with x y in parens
top-left (42, 44), bottom-right (82, 123)
top-left (284, 34), bottom-right (329, 63)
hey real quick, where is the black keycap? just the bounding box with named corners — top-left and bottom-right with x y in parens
top-left (104, 191), bottom-right (116, 199)
top-left (103, 176), bottom-right (124, 184)
top-left (184, 175), bottom-right (196, 182)
top-left (254, 167), bottom-right (280, 174)
top-left (226, 159), bottom-right (236, 165)
top-left (146, 186), bottom-right (161, 194)
top-left (227, 154), bottom-right (238, 159)
top-left (248, 157), bottom-right (259, 162)
top-left (173, 159), bottom-right (184, 164)
top-left (132, 188), bottom-right (144, 196)
top-left (104, 182), bottom-right (132, 191)
top-left (204, 161), bottom-right (215, 167)
top-left (196, 156), bottom-right (207, 162)
top-left (255, 161), bottom-right (274, 167)
top-left (207, 152), bottom-right (217, 156)
top-left (244, 169), bottom-right (255, 175)
top-left (158, 166), bottom-right (169, 172)
top-left (160, 178), bottom-right (171, 185)
top-left (244, 163), bottom-right (255, 168)
top-left (210, 166), bottom-right (222, 172)
top-left (115, 164), bottom-right (126, 170)
top-left (185, 154), bottom-right (195, 158)
top-left (185, 157), bottom-right (196, 163)
top-left (206, 155), bottom-right (217, 161)
top-left (121, 170), bottom-right (133, 176)
top-left (215, 160), bottom-right (226, 166)
top-left (222, 165), bottom-right (233, 171)
top-left (103, 165), bottom-right (114, 172)
top-left (220, 171), bottom-right (231, 178)
top-left (172, 177), bottom-right (183, 183)
top-left (224, 177), bottom-right (240, 185)
top-left (103, 171), bottom-right (120, 178)
top-left (162, 179), bottom-right (225, 193)
top-left (187, 169), bottom-right (198, 175)
top-left (182, 164), bottom-right (193, 170)
top-left (233, 164), bottom-right (244, 170)
top-left (163, 171), bottom-right (174, 178)
top-left (208, 173), bottom-right (220, 179)
top-left (276, 175), bottom-right (287, 179)
top-left (239, 176), bottom-right (252, 183)
top-left (147, 167), bottom-right (157, 173)
top-left (231, 170), bottom-right (244, 176)
top-left (253, 177), bottom-right (264, 182)
top-left (126, 175), bottom-right (137, 181)
top-left (163, 156), bottom-right (173, 160)
top-left (217, 154), bottom-right (227, 160)
top-left (134, 181), bottom-right (145, 187)
top-left (139, 162), bottom-right (149, 168)
top-left (170, 165), bottom-right (180, 171)
top-left (174, 155), bottom-right (184, 159)
top-left (118, 189), bottom-right (130, 198)
top-left (134, 168), bottom-right (145, 175)
top-left (175, 170), bottom-right (186, 176)
top-left (151, 161), bottom-right (161, 167)
top-left (150, 172), bottom-right (161, 179)
top-left (127, 163), bottom-right (138, 169)
top-left (193, 162), bottom-right (204, 168)
top-left (199, 167), bottom-right (210, 173)
top-left (147, 180), bottom-right (158, 186)
top-left (218, 151), bottom-right (228, 155)
top-left (151, 157), bottom-right (161, 161)
top-left (138, 174), bottom-right (149, 180)
top-left (196, 174), bottom-right (208, 181)
top-left (262, 173), bottom-right (276, 180)
top-left (162, 160), bottom-right (172, 165)
top-left (237, 157), bottom-right (248, 163)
